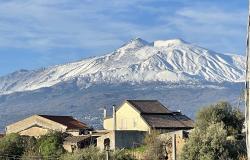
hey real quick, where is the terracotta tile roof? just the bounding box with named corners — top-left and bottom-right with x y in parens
top-left (126, 100), bottom-right (172, 114)
top-left (39, 115), bottom-right (88, 130)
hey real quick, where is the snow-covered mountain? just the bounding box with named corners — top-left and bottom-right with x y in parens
top-left (0, 38), bottom-right (246, 131)
top-left (0, 38), bottom-right (246, 95)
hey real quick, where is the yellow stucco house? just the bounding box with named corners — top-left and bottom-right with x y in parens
top-left (103, 100), bottom-right (194, 133)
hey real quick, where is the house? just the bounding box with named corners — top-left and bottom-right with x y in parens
top-left (103, 100), bottom-right (194, 133)
top-left (6, 115), bottom-right (90, 138)
top-left (97, 100), bottom-right (194, 150)
top-left (5, 114), bottom-right (93, 152)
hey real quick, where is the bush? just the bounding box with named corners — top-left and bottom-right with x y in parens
top-left (143, 130), bottom-right (166, 160)
top-left (37, 131), bottom-right (65, 159)
top-left (0, 133), bottom-right (26, 159)
top-left (110, 149), bottom-right (135, 160)
top-left (21, 136), bottom-right (42, 160)
top-left (181, 123), bottom-right (229, 160)
top-left (60, 145), bottom-right (105, 160)
top-left (21, 150), bottom-right (42, 160)
top-left (61, 146), bottom-right (136, 160)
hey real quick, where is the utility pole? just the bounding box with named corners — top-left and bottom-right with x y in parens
top-left (105, 147), bottom-right (110, 160)
top-left (172, 134), bottom-right (176, 160)
top-left (246, 0), bottom-right (250, 159)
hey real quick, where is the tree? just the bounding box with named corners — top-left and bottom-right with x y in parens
top-left (181, 123), bottom-right (229, 160)
top-left (37, 131), bottom-right (65, 159)
top-left (0, 133), bottom-right (26, 159)
top-left (21, 136), bottom-right (42, 160)
top-left (195, 101), bottom-right (244, 136)
top-left (180, 101), bottom-right (246, 160)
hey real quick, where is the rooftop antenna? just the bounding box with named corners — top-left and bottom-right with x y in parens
top-left (246, 0), bottom-right (250, 158)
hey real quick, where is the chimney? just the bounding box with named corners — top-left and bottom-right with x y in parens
top-left (103, 107), bottom-right (107, 119)
top-left (113, 105), bottom-right (116, 130)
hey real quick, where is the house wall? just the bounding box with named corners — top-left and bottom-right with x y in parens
top-left (96, 130), bottom-right (146, 150)
top-left (67, 131), bottom-right (80, 136)
top-left (63, 144), bottom-right (74, 153)
top-left (6, 115), bottom-right (67, 136)
top-left (103, 118), bottom-right (113, 130)
top-left (96, 131), bottom-right (115, 150)
top-left (115, 131), bottom-right (146, 149)
top-left (63, 142), bottom-right (78, 153)
top-left (19, 126), bottom-right (49, 138)
top-left (103, 102), bottom-right (150, 131)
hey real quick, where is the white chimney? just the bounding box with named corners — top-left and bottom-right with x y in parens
top-left (113, 105), bottom-right (116, 130)
top-left (177, 110), bottom-right (182, 114)
top-left (103, 107), bottom-right (107, 119)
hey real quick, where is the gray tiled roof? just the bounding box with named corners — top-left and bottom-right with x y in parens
top-left (126, 100), bottom-right (172, 114)
top-left (126, 100), bottom-right (194, 129)
top-left (64, 136), bottom-right (91, 143)
top-left (142, 114), bottom-right (194, 129)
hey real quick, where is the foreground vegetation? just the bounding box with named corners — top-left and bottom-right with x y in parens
top-left (180, 101), bottom-right (246, 160)
top-left (0, 132), bottom-right (135, 160)
top-left (61, 146), bottom-right (135, 160)
top-left (0, 132), bottom-right (65, 160)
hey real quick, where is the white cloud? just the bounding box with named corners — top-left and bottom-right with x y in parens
top-left (0, 0), bottom-right (247, 55)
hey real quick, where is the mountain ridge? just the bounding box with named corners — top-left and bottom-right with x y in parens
top-left (0, 38), bottom-right (246, 95)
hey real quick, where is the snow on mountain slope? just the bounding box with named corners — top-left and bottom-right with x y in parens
top-left (0, 38), bottom-right (246, 95)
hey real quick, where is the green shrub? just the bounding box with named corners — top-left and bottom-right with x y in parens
top-left (61, 146), bottom-right (136, 160)
top-left (181, 123), bottom-right (229, 160)
top-left (21, 150), bottom-right (42, 160)
top-left (60, 145), bottom-right (105, 160)
top-left (0, 133), bottom-right (26, 159)
top-left (21, 136), bottom-right (41, 160)
top-left (37, 131), bottom-right (65, 159)
top-left (110, 149), bottom-right (135, 160)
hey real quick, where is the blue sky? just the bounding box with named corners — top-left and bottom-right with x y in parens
top-left (0, 0), bottom-right (248, 76)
